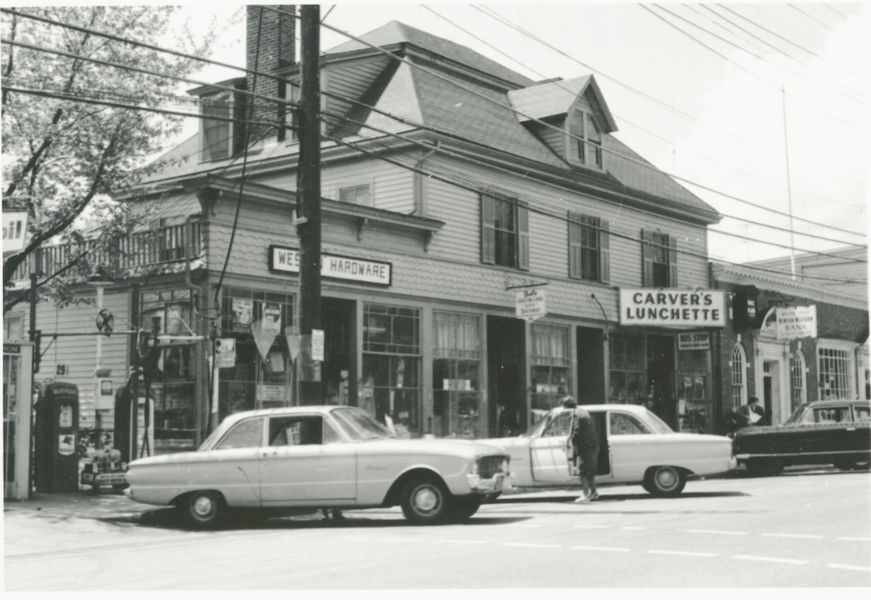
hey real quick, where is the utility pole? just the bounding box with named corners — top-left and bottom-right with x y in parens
top-left (296, 4), bottom-right (322, 404)
top-left (781, 84), bottom-right (797, 280)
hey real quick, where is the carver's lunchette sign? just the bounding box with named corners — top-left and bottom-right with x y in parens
top-left (269, 246), bottom-right (392, 286)
top-left (619, 289), bottom-right (726, 328)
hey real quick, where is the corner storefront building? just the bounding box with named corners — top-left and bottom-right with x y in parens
top-left (6, 9), bottom-right (729, 454)
top-left (712, 261), bottom-right (869, 432)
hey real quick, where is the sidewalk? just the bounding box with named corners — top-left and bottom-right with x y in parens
top-left (3, 487), bottom-right (587, 521)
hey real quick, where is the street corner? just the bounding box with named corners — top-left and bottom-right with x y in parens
top-left (4, 491), bottom-right (151, 522)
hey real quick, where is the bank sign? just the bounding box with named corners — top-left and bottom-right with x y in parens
top-left (619, 289), bottom-right (726, 328)
top-left (269, 246), bottom-right (392, 286)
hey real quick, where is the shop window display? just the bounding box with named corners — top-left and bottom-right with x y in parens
top-left (219, 288), bottom-right (295, 417)
top-left (529, 324), bottom-right (570, 423)
top-left (609, 333), bottom-right (644, 404)
top-left (433, 310), bottom-right (482, 438)
top-left (363, 304), bottom-right (421, 436)
top-left (140, 289), bottom-right (197, 453)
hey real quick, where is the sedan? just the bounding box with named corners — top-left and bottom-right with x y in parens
top-left (125, 406), bottom-right (510, 528)
top-left (732, 399), bottom-right (871, 476)
top-left (485, 404), bottom-right (735, 496)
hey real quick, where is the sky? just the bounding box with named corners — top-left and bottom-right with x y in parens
top-left (169, 1), bottom-right (868, 267)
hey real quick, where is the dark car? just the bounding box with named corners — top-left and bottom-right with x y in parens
top-left (732, 400), bottom-right (870, 476)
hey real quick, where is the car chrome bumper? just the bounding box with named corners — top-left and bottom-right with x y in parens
top-left (730, 455), bottom-right (740, 468)
top-left (467, 472), bottom-right (511, 493)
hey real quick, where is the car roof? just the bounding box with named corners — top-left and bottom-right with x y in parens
top-left (559, 404), bottom-right (648, 414)
top-left (805, 400), bottom-right (870, 408)
top-left (219, 405), bottom-right (355, 426)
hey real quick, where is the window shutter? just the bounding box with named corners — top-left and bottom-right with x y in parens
top-left (599, 218), bottom-right (610, 284)
top-left (480, 193), bottom-right (496, 264)
top-left (668, 236), bottom-right (678, 287)
top-left (568, 211), bottom-right (582, 279)
top-left (641, 229), bottom-right (654, 287)
top-left (518, 201), bottom-right (529, 270)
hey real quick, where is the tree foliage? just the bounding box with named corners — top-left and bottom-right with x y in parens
top-left (2, 5), bottom-right (214, 312)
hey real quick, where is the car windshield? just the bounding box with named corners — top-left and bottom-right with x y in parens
top-left (784, 404), bottom-right (810, 425)
top-left (198, 419), bottom-right (232, 451)
top-left (330, 407), bottom-right (392, 441)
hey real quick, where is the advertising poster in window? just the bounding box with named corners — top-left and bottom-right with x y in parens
top-left (232, 298), bottom-right (253, 328)
top-left (262, 303), bottom-right (281, 335)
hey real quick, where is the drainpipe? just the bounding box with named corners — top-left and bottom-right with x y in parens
top-left (413, 141), bottom-right (440, 215)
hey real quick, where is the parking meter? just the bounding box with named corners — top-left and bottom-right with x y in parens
top-left (34, 382), bottom-right (80, 492)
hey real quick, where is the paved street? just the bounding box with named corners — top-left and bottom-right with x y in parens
top-left (4, 469), bottom-right (870, 589)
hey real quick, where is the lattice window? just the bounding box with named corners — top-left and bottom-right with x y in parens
top-left (730, 343), bottom-right (747, 411)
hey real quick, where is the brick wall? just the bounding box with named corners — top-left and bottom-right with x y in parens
top-left (246, 5), bottom-right (295, 139)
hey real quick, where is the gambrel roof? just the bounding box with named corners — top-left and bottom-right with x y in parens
top-left (137, 21), bottom-right (718, 223)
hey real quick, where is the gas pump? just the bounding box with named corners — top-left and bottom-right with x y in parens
top-left (34, 382), bottom-right (79, 492)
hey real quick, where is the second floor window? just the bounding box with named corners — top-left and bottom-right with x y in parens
top-left (481, 192), bottom-right (529, 270)
top-left (568, 212), bottom-right (609, 283)
top-left (641, 229), bottom-right (677, 287)
top-left (339, 184), bottom-right (372, 206)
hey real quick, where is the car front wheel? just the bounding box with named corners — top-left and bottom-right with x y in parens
top-left (642, 466), bottom-right (686, 497)
top-left (183, 491), bottom-right (224, 529)
top-left (400, 476), bottom-right (449, 524)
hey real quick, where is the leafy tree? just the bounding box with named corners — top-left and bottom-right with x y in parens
top-left (2, 5), bottom-right (216, 312)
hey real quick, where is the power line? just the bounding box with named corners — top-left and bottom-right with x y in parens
top-left (6, 11), bottom-right (864, 270)
top-left (696, 4), bottom-right (862, 98)
top-left (420, 4), bottom-right (866, 214)
top-left (10, 80), bottom-right (866, 286)
top-left (465, 3), bottom-right (865, 209)
top-left (789, 3), bottom-right (835, 31)
top-left (12, 6), bottom-right (864, 229)
top-left (648, 4), bottom-right (862, 123)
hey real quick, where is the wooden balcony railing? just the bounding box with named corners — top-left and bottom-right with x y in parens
top-left (8, 222), bottom-right (203, 282)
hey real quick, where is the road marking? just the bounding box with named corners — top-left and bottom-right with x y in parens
top-left (826, 563), bottom-right (871, 572)
top-left (732, 554), bottom-right (809, 565)
top-left (689, 529), bottom-right (749, 536)
top-left (435, 539), bottom-right (488, 545)
top-left (502, 542), bottom-right (561, 549)
top-left (837, 536), bottom-right (871, 542)
top-left (571, 545), bottom-right (630, 552)
top-left (648, 550), bottom-right (717, 557)
top-left (760, 533), bottom-right (824, 540)
top-left (573, 524), bottom-right (612, 529)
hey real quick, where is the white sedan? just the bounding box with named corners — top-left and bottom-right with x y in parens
top-left (125, 406), bottom-right (510, 528)
top-left (486, 404), bottom-right (735, 496)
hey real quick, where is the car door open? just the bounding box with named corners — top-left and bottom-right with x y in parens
top-left (259, 414), bottom-right (356, 505)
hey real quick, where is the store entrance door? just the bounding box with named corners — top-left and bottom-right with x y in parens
top-left (487, 316), bottom-right (526, 437)
top-left (321, 298), bottom-right (355, 407)
top-left (646, 336), bottom-right (676, 428)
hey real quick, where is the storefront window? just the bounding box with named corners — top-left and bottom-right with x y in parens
top-left (433, 312), bottom-right (482, 438)
top-left (677, 349), bottom-right (710, 433)
top-left (818, 345), bottom-right (853, 399)
top-left (219, 288), bottom-right (295, 416)
top-left (530, 323), bottom-right (570, 423)
top-left (140, 288), bottom-right (197, 453)
top-left (609, 333), bottom-right (644, 404)
top-left (362, 303), bottom-right (421, 436)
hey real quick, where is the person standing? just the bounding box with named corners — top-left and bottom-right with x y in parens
top-left (561, 396), bottom-right (599, 503)
top-left (740, 397), bottom-right (766, 426)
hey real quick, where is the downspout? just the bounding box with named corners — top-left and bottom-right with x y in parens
top-left (413, 141), bottom-right (440, 216)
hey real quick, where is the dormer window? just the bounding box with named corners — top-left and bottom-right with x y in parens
top-left (569, 109), bottom-right (603, 170)
top-left (201, 92), bottom-right (234, 162)
top-left (200, 83), bottom-right (248, 162)
top-left (567, 110), bottom-right (604, 169)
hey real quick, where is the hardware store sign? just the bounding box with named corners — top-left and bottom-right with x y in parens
top-left (270, 246), bottom-right (392, 286)
top-left (619, 289), bottom-right (726, 328)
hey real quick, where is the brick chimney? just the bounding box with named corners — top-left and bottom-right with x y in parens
top-left (246, 5), bottom-right (296, 141)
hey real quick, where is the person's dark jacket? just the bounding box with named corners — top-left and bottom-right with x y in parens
top-left (571, 407), bottom-right (599, 451)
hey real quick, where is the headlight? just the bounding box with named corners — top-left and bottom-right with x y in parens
top-left (501, 459), bottom-right (509, 473)
top-left (469, 460), bottom-right (479, 475)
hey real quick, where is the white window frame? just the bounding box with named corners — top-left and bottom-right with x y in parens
top-left (338, 183), bottom-right (373, 207)
top-left (790, 348), bottom-right (807, 411)
top-left (817, 339), bottom-right (858, 400)
top-left (730, 342), bottom-right (747, 411)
